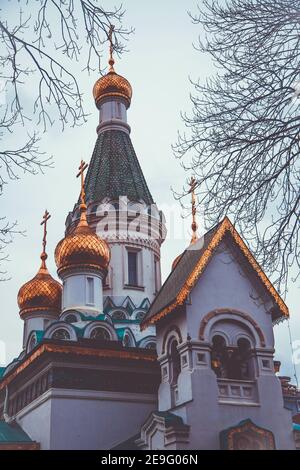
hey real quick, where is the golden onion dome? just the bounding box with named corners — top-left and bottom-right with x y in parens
top-left (55, 210), bottom-right (110, 275)
top-left (18, 256), bottom-right (62, 317)
top-left (93, 58), bottom-right (132, 108)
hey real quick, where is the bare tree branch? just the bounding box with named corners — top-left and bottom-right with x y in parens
top-left (0, 0), bottom-right (132, 277)
top-left (174, 0), bottom-right (300, 295)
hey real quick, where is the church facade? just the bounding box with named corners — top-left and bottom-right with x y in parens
top-left (0, 43), bottom-right (298, 450)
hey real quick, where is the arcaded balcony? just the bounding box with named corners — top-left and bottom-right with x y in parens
top-left (217, 378), bottom-right (258, 405)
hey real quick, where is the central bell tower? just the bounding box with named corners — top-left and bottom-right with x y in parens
top-left (65, 27), bottom-right (166, 314)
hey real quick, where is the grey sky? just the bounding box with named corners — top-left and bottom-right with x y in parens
top-left (1, 0), bottom-right (299, 383)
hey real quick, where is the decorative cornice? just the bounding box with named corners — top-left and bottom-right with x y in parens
top-left (141, 217), bottom-right (288, 330)
top-left (0, 342), bottom-right (157, 391)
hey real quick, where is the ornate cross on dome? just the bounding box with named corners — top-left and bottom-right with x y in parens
top-left (188, 176), bottom-right (198, 244)
top-left (108, 24), bottom-right (115, 72)
top-left (76, 160), bottom-right (89, 227)
top-left (76, 159), bottom-right (88, 207)
top-left (40, 209), bottom-right (51, 267)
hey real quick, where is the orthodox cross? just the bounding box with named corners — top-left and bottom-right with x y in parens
top-left (108, 24), bottom-right (115, 71)
top-left (76, 160), bottom-right (88, 207)
top-left (188, 176), bottom-right (198, 244)
top-left (40, 209), bottom-right (51, 264)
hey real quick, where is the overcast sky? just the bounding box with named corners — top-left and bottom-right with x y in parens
top-left (1, 0), bottom-right (299, 383)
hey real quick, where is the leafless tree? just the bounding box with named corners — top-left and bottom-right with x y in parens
top-left (174, 0), bottom-right (300, 295)
top-left (0, 0), bottom-right (131, 274)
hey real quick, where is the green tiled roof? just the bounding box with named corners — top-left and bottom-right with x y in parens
top-left (79, 312), bottom-right (105, 322)
top-left (84, 130), bottom-right (154, 205)
top-left (0, 421), bottom-right (33, 443)
top-left (0, 368), bottom-right (5, 378)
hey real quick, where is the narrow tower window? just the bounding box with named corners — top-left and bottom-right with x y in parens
top-left (154, 257), bottom-right (160, 293)
top-left (86, 277), bottom-right (95, 305)
top-left (170, 339), bottom-right (181, 384)
top-left (128, 251), bottom-right (138, 285)
top-left (116, 101), bottom-right (122, 119)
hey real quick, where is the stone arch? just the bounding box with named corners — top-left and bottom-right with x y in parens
top-left (139, 335), bottom-right (156, 350)
top-left (122, 328), bottom-right (136, 348)
top-left (26, 332), bottom-right (38, 353)
top-left (44, 322), bottom-right (77, 341)
top-left (83, 321), bottom-right (117, 341)
top-left (199, 308), bottom-right (266, 347)
top-left (110, 309), bottom-right (129, 321)
top-left (60, 310), bottom-right (81, 323)
top-left (161, 325), bottom-right (183, 355)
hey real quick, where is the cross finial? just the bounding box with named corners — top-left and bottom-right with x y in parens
top-left (76, 159), bottom-right (88, 206)
top-left (40, 209), bottom-right (51, 268)
top-left (108, 24), bottom-right (115, 72)
top-left (188, 176), bottom-right (198, 244)
top-left (76, 160), bottom-right (89, 226)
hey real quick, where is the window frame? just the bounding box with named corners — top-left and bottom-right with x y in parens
top-left (86, 276), bottom-right (95, 306)
top-left (125, 248), bottom-right (142, 288)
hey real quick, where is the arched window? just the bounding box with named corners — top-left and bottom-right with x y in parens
top-left (52, 329), bottom-right (70, 341)
top-left (229, 338), bottom-right (252, 380)
top-left (65, 314), bottom-right (77, 324)
top-left (169, 339), bottom-right (181, 385)
top-left (211, 335), bottom-right (228, 378)
top-left (29, 335), bottom-right (37, 352)
top-left (123, 335), bottom-right (131, 348)
top-left (211, 335), bottom-right (253, 380)
top-left (90, 327), bottom-right (110, 341)
top-left (135, 312), bottom-right (146, 321)
top-left (145, 342), bottom-right (156, 350)
top-left (111, 311), bottom-right (126, 321)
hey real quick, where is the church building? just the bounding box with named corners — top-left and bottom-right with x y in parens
top-left (0, 36), bottom-right (298, 451)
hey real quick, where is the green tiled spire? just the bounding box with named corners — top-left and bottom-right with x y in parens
top-left (84, 130), bottom-right (154, 206)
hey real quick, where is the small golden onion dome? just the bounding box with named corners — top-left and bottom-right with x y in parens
top-left (55, 210), bottom-right (110, 275)
top-left (93, 66), bottom-right (132, 108)
top-left (18, 256), bottom-right (62, 317)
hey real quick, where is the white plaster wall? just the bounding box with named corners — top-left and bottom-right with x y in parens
top-left (152, 241), bottom-right (295, 449)
top-left (99, 100), bottom-right (127, 124)
top-left (17, 394), bottom-right (52, 450)
top-left (62, 272), bottom-right (103, 315)
top-left (105, 243), bottom-right (158, 307)
top-left (49, 390), bottom-right (156, 450)
top-left (183, 381), bottom-right (295, 450)
top-left (16, 389), bottom-right (157, 450)
top-left (187, 241), bottom-right (275, 348)
top-left (23, 314), bottom-right (56, 348)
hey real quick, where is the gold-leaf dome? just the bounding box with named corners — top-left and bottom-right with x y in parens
top-left (18, 260), bottom-right (62, 317)
top-left (18, 210), bottom-right (62, 317)
top-left (55, 212), bottom-right (110, 275)
top-left (93, 69), bottom-right (132, 108)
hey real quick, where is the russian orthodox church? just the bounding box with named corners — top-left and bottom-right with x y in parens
top-left (0, 38), bottom-right (299, 451)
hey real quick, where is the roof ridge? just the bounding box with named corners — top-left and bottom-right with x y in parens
top-left (141, 217), bottom-right (288, 329)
